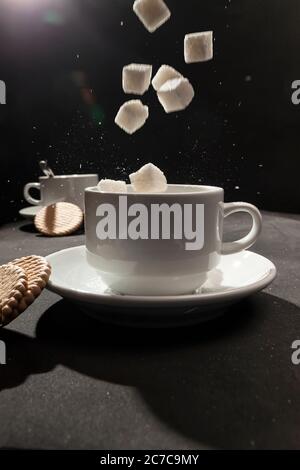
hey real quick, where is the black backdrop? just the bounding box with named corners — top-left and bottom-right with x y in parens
top-left (0, 0), bottom-right (299, 224)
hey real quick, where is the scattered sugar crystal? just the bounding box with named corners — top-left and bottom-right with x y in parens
top-left (122, 63), bottom-right (153, 95)
top-left (129, 163), bottom-right (168, 193)
top-left (184, 31), bottom-right (213, 63)
top-left (157, 77), bottom-right (195, 113)
top-left (133, 0), bottom-right (171, 33)
top-left (152, 65), bottom-right (182, 91)
top-left (98, 179), bottom-right (127, 193)
top-left (115, 100), bottom-right (149, 134)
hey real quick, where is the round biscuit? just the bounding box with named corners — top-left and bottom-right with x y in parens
top-left (34, 202), bottom-right (83, 236)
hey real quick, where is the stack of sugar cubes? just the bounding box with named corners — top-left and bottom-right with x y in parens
top-left (115, 0), bottom-right (214, 135)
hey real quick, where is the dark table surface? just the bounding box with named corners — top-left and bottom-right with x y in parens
top-left (0, 211), bottom-right (300, 450)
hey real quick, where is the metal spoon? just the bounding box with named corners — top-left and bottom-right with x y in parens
top-left (39, 160), bottom-right (55, 178)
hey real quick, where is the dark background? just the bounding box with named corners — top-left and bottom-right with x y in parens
top-left (0, 0), bottom-right (299, 224)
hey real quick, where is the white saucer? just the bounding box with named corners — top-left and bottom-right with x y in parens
top-left (45, 246), bottom-right (276, 327)
top-left (19, 205), bottom-right (42, 219)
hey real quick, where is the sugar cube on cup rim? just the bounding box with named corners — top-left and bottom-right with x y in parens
top-left (122, 63), bottom-right (153, 95)
top-left (129, 163), bottom-right (168, 193)
top-left (98, 179), bottom-right (128, 193)
top-left (133, 0), bottom-right (171, 33)
top-left (184, 31), bottom-right (214, 63)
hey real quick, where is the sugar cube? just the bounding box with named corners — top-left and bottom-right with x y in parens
top-left (133, 0), bottom-right (171, 33)
top-left (157, 77), bottom-right (195, 113)
top-left (129, 163), bottom-right (168, 193)
top-left (98, 179), bottom-right (127, 193)
top-left (184, 31), bottom-right (213, 64)
top-left (115, 100), bottom-right (149, 134)
top-left (122, 63), bottom-right (152, 95)
top-left (152, 65), bottom-right (182, 91)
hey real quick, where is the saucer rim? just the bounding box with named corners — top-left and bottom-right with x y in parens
top-left (19, 205), bottom-right (43, 218)
top-left (46, 246), bottom-right (277, 307)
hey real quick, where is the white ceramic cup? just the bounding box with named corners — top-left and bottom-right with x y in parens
top-left (24, 174), bottom-right (99, 211)
top-left (85, 185), bottom-right (262, 296)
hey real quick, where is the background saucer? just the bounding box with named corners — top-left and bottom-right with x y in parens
top-left (19, 205), bottom-right (42, 219)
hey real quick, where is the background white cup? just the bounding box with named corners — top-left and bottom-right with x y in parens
top-left (24, 174), bottom-right (99, 211)
top-left (85, 185), bottom-right (262, 296)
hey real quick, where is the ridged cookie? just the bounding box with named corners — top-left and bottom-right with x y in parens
top-left (34, 202), bottom-right (84, 236)
top-left (9, 255), bottom-right (51, 312)
top-left (0, 264), bottom-right (28, 326)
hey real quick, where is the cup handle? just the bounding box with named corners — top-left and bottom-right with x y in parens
top-left (23, 182), bottom-right (41, 206)
top-left (221, 202), bottom-right (262, 255)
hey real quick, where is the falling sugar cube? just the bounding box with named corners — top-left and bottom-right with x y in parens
top-left (115, 100), bottom-right (149, 134)
top-left (184, 31), bottom-right (213, 63)
top-left (152, 65), bottom-right (182, 91)
top-left (133, 0), bottom-right (171, 33)
top-left (157, 77), bottom-right (195, 113)
top-left (98, 179), bottom-right (128, 193)
top-left (130, 163), bottom-right (168, 193)
top-left (122, 63), bottom-right (153, 95)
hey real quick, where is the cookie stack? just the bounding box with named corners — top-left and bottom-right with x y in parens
top-left (0, 255), bottom-right (51, 327)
